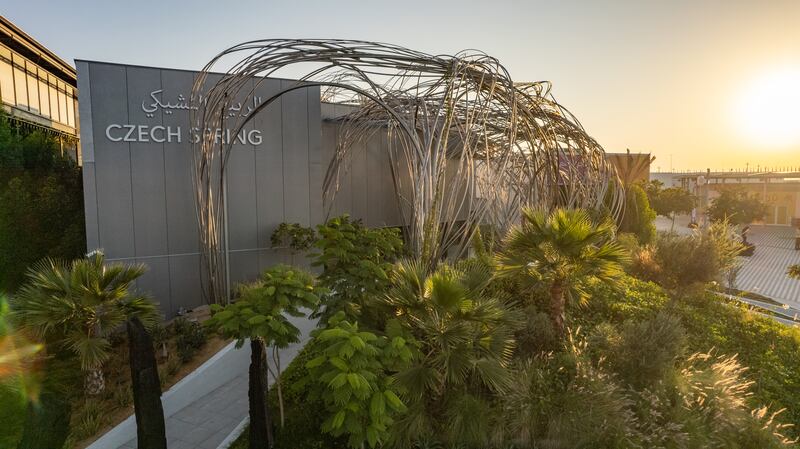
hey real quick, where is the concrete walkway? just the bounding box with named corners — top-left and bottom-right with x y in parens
top-left (116, 314), bottom-right (317, 449)
top-left (655, 217), bottom-right (800, 307)
top-left (735, 225), bottom-right (800, 307)
top-left (120, 374), bottom-right (249, 449)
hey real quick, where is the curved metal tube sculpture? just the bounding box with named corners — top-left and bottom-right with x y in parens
top-left (190, 39), bottom-right (623, 304)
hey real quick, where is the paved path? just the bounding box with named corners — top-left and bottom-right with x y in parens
top-left (118, 314), bottom-right (317, 449)
top-left (735, 225), bottom-right (800, 307)
top-left (655, 217), bottom-right (800, 308)
top-left (120, 374), bottom-right (249, 449)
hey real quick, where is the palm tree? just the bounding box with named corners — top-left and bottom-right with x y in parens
top-left (384, 259), bottom-right (517, 447)
top-left (789, 265), bottom-right (800, 280)
top-left (11, 251), bottom-right (167, 449)
top-left (496, 208), bottom-right (629, 336)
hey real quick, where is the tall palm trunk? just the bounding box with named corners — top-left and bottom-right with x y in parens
top-left (84, 368), bottom-right (105, 395)
top-left (249, 338), bottom-right (274, 449)
top-left (549, 280), bottom-right (566, 336)
top-left (127, 316), bottom-right (167, 449)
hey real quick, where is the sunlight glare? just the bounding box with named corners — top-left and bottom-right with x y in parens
top-left (734, 67), bottom-right (800, 148)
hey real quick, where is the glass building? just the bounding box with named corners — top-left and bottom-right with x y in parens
top-left (0, 15), bottom-right (79, 162)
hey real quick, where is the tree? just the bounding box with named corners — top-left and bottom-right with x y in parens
top-left (304, 312), bottom-right (412, 448)
top-left (788, 265), bottom-right (800, 280)
top-left (708, 189), bottom-right (768, 226)
top-left (383, 259), bottom-right (517, 447)
top-left (619, 183), bottom-right (656, 243)
top-left (496, 208), bottom-right (629, 335)
top-left (0, 115), bottom-right (85, 293)
top-left (312, 215), bottom-right (403, 329)
top-left (11, 252), bottom-right (166, 449)
top-left (651, 186), bottom-right (695, 231)
top-left (206, 265), bottom-right (322, 449)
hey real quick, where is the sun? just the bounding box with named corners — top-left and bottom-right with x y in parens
top-left (734, 67), bottom-right (800, 148)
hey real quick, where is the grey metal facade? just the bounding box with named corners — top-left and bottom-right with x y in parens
top-left (78, 61), bottom-right (399, 318)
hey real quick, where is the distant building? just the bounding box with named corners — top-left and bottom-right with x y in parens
top-left (658, 170), bottom-right (800, 226)
top-left (0, 15), bottom-right (79, 161)
top-left (606, 150), bottom-right (653, 185)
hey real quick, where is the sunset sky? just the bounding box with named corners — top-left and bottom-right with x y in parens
top-left (5, 0), bottom-right (799, 172)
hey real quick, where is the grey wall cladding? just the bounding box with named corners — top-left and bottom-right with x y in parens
top-left (79, 61), bottom-right (398, 318)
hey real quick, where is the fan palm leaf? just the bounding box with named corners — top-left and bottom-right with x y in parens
top-left (384, 259), bottom-right (517, 446)
top-left (496, 208), bottom-right (629, 335)
top-left (11, 252), bottom-right (156, 392)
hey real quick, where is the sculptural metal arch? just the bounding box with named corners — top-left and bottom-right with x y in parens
top-left (190, 39), bottom-right (623, 304)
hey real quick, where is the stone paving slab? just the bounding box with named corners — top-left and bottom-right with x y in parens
top-left (736, 225), bottom-right (800, 307)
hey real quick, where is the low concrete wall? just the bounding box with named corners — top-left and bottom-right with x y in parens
top-left (87, 341), bottom-right (251, 449)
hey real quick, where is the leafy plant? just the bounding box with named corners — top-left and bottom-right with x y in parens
top-left (788, 264), bottom-right (800, 280)
top-left (601, 311), bottom-right (686, 389)
top-left (651, 186), bottom-right (695, 231)
top-left (173, 318), bottom-right (206, 362)
top-left (312, 215), bottom-right (403, 328)
top-left (305, 312), bottom-right (413, 448)
top-left (206, 264), bottom-right (322, 449)
top-left (631, 221), bottom-right (744, 292)
top-left (619, 183), bottom-right (657, 243)
top-left (111, 387), bottom-right (133, 408)
top-left (69, 400), bottom-right (104, 441)
top-left (708, 189), bottom-right (769, 226)
top-left (271, 222), bottom-right (317, 254)
top-left (150, 323), bottom-right (170, 359)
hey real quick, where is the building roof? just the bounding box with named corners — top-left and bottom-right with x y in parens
top-left (0, 15), bottom-right (76, 86)
top-left (675, 171), bottom-right (800, 181)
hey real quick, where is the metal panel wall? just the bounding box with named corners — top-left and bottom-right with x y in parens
top-left (79, 61), bottom-right (399, 318)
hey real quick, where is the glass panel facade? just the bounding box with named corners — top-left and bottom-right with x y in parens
top-left (38, 79), bottom-right (49, 117)
top-left (57, 89), bottom-right (66, 123)
top-left (0, 43), bottom-right (76, 129)
top-left (0, 59), bottom-right (13, 104)
top-left (13, 66), bottom-right (27, 109)
top-left (26, 72), bottom-right (39, 113)
top-left (49, 84), bottom-right (59, 122)
top-left (66, 94), bottom-right (74, 127)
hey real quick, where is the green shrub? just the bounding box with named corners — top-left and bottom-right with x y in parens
top-left (0, 115), bottom-right (85, 293)
top-left (312, 215), bottom-right (403, 329)
top-left (268, 343), bottom-right (345, 449)
top-left (516, 307), bottom-right (558, 356)
top-left (0, 385), bottom-right (27, 448)
top-left (619, 183), bottom-right (657, 244)
top-left (630, 222), bottom-right (744, 292)
top-left (173, 318), bottom-right (207, 362)
top-left (606, 311), bottom-right (686, 389)
top-left (673, 293), bottom-right (800, 432)
top-left (271, 222), bottom-right (316, 254)
top-left (69, 400), bottom-right (104, 441)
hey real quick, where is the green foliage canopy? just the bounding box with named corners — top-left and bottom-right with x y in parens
top-left (312, 215), bottom-right (403, 328)
top-left (207, 265), bottom-right (321, 347)
top-left (496, 208), bottom-right (629, 335)
top-left (647, 182), bottom-right (695, 229)
top-left (11, 253), bottom-right (156, 375)
top-left (619, 183), bottom-right (656, 243)
top-left (708, 189), bottom-right (769, 225)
